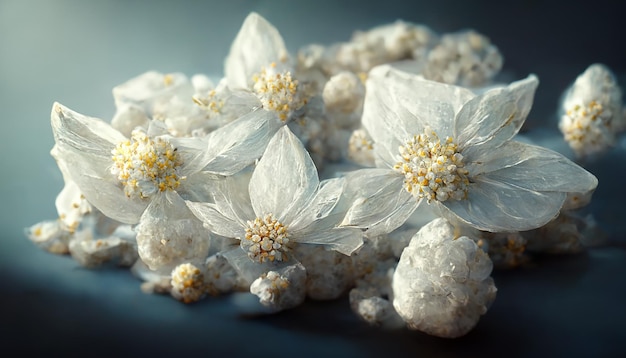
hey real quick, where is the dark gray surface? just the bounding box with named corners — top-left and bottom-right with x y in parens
top-left (1, 1), bottom-right (625, 357)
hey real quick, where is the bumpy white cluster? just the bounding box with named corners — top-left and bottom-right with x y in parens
top-left (252, 63), bottom-right (307, 121)
top-left (249, 263), bottom-right (306, 312)
top-left (560, 101), bottom-right (611, 157)
top-left (559, 64), bottom-right (624, 158)
top-left (392, 218), bottom-right (497, 338)
top-left (170, 263), bottom-right (206, 304)
top-left (393, 127), bottom-right (469, 202)
top-left (111, 129), bottom-right (184, 199)
top-left (422, 30), bottom-right (503, 87)
top-left (243, 214), bottom-right (290, 263)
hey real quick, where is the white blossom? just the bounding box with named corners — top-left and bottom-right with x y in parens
top-left (186, 126), bottom-right (363, 283)
top-left (341, 65), bottom-right (598, 234)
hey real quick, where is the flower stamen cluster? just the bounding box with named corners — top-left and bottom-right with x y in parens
top-left (192, 90), bottom-right (223, 114)
top-left (252, 62), bottom-right (307, 121)
top-left (111, 129), bottom-right (184, 199)
top-left (243, 213), bottom-right (289, 263)
top-left (393, 127), bottom-right (469, 202)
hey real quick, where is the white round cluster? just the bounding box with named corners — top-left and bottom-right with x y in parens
top-left (393, 127), bottom-right (469, 202)
top-left (559, 63), bottom-right (624, 158)
top-left (170, 263), bottom-right (206, 304)
top-left (243, 214), bottom-right (290, 263)
top-left (111, 129), bottom-right (184, 199)
top-left (392, 218), bottom-right (497, 338)
top-left (422, 30), bottom-right (503, 87)
top-left (252, 62), bottom-right (308, 121)
top-left (249, 263), bottom-right (306, 312)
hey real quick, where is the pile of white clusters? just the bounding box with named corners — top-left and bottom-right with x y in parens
top-left (28, 13), bottom-right (615, 338)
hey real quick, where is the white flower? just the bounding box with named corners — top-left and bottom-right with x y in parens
top-left (341, 65), bottom-right (598, 234)
top-left (186, 126), bottom-right (363, 282)
top-left (51, 102), bottom-right (279, 269)
top-left (225, 12), bottom-right (309, 123)
top-left (559, 63), bottom-right (624, 159)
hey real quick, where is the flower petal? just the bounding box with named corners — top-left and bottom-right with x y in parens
top-left (249, 126), bottom-right (319, 223)
top-left (363, 66), bottom-right (474, 167)
top-left (288, 177), bottom-right (345, 233)
top-left (185, 172), bottom-right (254, 238)
top-left (51, 102), bottom-right (126, 157)
top-left (456, 75), bottom-right (538, 157)
top-left (222, 247), bottom-right (292, 284)
top-left (297, 228), bottom-right (364, 256)
top-left (185, 201), bottom-right (243, 239)
top-left (340, 168), bottom-right (418, 236)
top-left (467, 141), bottom-right (598, 194)
top-left (51, 103), bottom-right (147, 224)
top-left (203, 109), bottom-right (282, 175)
top-left (224, 12), bottom-right (290, 90)
top-left (440, 176), bottom-right (566, 232)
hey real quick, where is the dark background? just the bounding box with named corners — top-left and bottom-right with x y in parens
top-left (1, 0), bottom-right (625, 356)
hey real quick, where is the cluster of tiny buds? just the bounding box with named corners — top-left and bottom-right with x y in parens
top-left (252, 62), bottom-right (307, 121)
top-left (393, 127), bottom-right (469, 202)
top-left (243, 213), bottom-right (290, 263)
top-left (561, 100), bottom-right (613, 156)
top-left (111, 129), bottom-right (184, 199)
top-left (170, 263), bottom-right (206, 304)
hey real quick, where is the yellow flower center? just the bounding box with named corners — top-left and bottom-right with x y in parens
top-left (393, 127), bottom-right (469, 202)
top-left (111, 129), bottom-right (184, 199)
top-left (252, 62), bottom-right (307, 121)
top-left (243, 213), bottom-right (290, 263)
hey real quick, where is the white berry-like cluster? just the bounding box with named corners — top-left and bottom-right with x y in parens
top-left (392, 218), bottom-right (497, 338)
top-left (559, 64), bottom-right (624, 159)
top-left (170, 263), bottom-right (206, 304)
top-left (111, 129), bottom-right (184, 199)
top-left (243, 214), bottom-right (290, 263)
top-left (422, 30), bottom-right (503, 87)
top-left (393, 127), bottom-right (469, 202)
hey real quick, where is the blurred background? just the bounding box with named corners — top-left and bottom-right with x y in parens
top-left (1, 0), bottom-right (625, 356)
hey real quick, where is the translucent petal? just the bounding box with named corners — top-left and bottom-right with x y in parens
top-left (53, 141), bottom-right (147, 225)
top-left (167, 135), bottom-right (211, 177)
top-left (185, 201), bottom-right (243, 239)
top-left (296, 228), bottom-right (364, 256)
top-left (51, 102), bottom-right (126, 158)
top-left (249, 126), bottom-right (319, 223)
top-left (203, 109), bottom-right (282, 175)
top-left (222, 247), bottom-right (290, 284)
top-left (364, 65), bottom-right (474, 145)
top-left (51, 103), bottom-right (181, 224)
top-left (288, 177), bottom-right (344, 233)
top-left (457, 75), bottom-right (538, 158)
top-left (441, 177), bottom-right (566, 232)
top-left (467, 141), bottom-right (598, 193)
top-left (340, 168), bottom-right (418, 235)
top-left (224, 12), bottom-right (290, 90)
